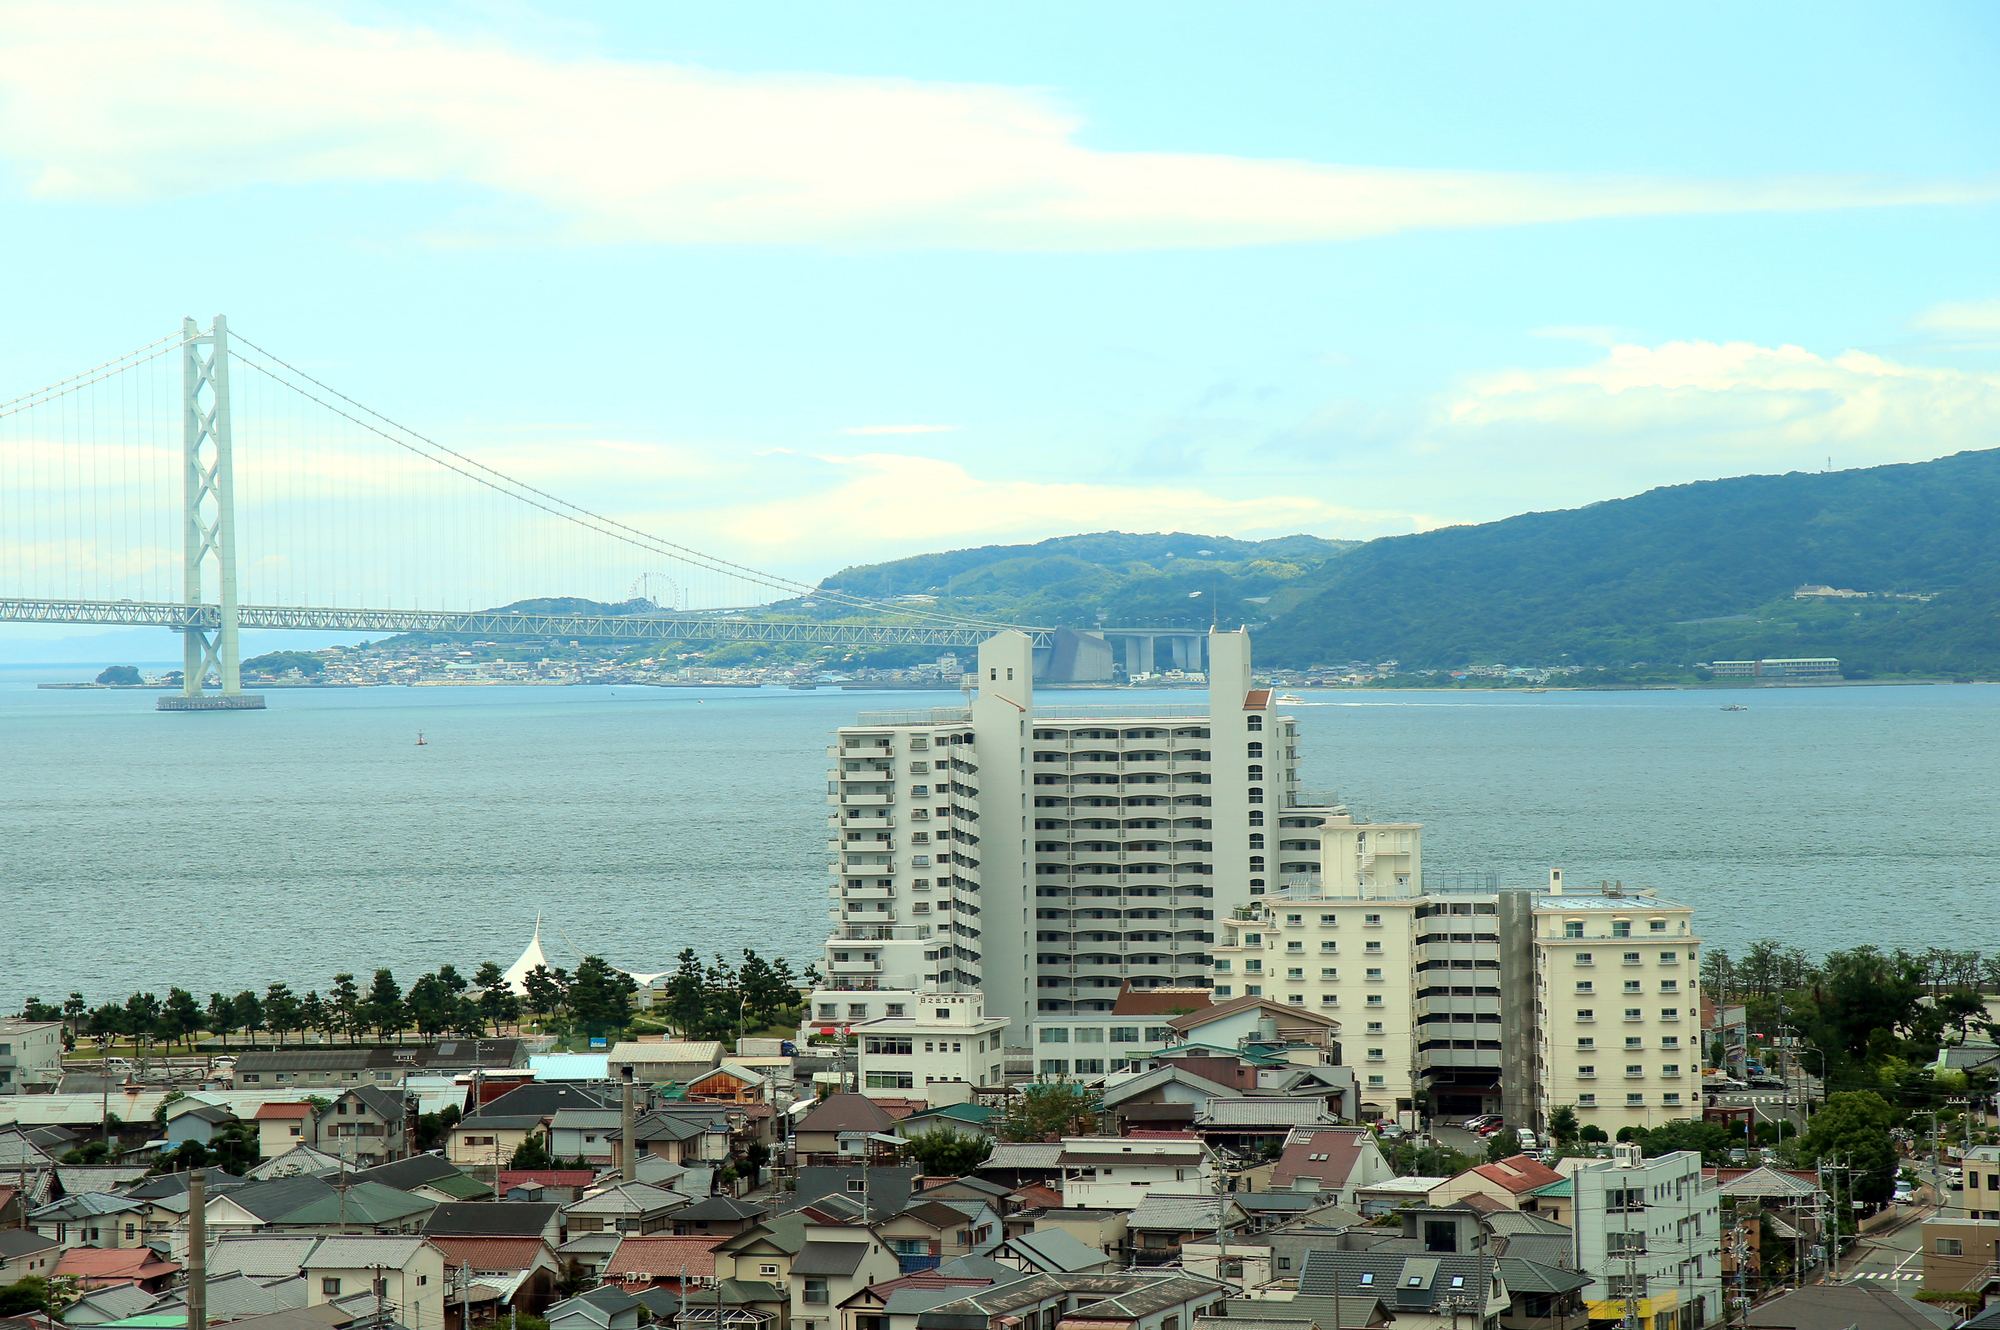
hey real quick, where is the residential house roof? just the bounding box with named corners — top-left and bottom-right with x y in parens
top-left (977, 1143), bottom-right (1063, 1172)
top-left (795, 1094), bottom-right (896, 1135)
top-left (1125, 1194), bottom-right (1245, 1234)
top-left (148, 1271), bottom-right (308, 1321)
top-left (1739, 1283), bottom-right (1955, 1329)
top-left (61, 1284), bottom-right (158, 1325)
top-left (714, 1212), bottom-right (809, 1258)
top-left (266, 1182), bottom-right (437, 1228)
top-left (1716, 1165), bottom-right (1822, 1199)
top-left (206, 1236), bottom-right (322, 1279)
top-left (1098, 1066), bottom-right (1235, 1108)
top-left (299, 1235), bottom-right (437, 1268)
top-left (423, 1202), bottom-right (561, 1237)
top-left (252, 1104), bottom-right (316, 1121)
top-left (246, 1146), bottom-right (347, 1181)
top-left (789, 1242), bottom-right (874, 1278)
top-left (1297, 1248), bottom-right (1496, 1317)
top-left (1462, 1155), bottom-right (1564, 1197)
top-left (350, 1154), bottom-right (487, 1195)
top-left (52, 1249), bottom-right (181, 1288)
top-left (673, 1196), bottom-right (764, 1222)
top-left (0, 1231), bottom-right (60, 1260)
top-left (53, 1167), bottom-right (150, 1195)
top-left (216, 1176), bottom-right (340, 1221)
top-left (566, 1182), bottom-right (687, 1215)
top-left (994, 1229), bottom-right (1106, 1273)
top-left (499, 1170), bottom-right (602, 1190)
top-left (603, 1236), bottom-right (723, 1280)
top-left (478, 1084), bottom-right (612, 1119)
top-left (1267, 1127), bottom-right (1377, 1191)
top-left (1164, 996), bottom-right (1338, 1034)
top-left (1482, 1210), bottom-right (1571, 1238)
top-left (607, 1042), bottom-right (724, 1066)
top-left (335, 1085), bottom-right (406, 1120)
top-left (1110, 986), bottom-right (1214, 1017)
top-left (1494, 1234), bottom-right (1573, 1271)
top-left (604, 1113), bottom-right (705, 1143)
top-left (429, 1236), bottom-right (556, 1273)
top-left (1196, 1099), bottom-right (1332, 1128)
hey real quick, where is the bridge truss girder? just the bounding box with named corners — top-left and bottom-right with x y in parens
top-left (0, 598), bottom-right (1045, 650)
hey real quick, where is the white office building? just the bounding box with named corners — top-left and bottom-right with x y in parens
top-left (1570, 1144), bottom-right (1721, 1330)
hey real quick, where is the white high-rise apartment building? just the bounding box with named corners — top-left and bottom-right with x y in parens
top-left (805, 633), bottom-right (1708, 1136)
top-left (807, 629), bottom-right (1360, 1067)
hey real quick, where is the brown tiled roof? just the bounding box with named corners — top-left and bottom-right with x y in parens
top-left (1269, 1128), bottom-right (1374, 1190)
top-left (252, 1103), bottom-right (314, 1120)
top-left (1164, 994), bottom-right (1338, 1033)
top-left (429, 1237), bottom-right (555, 1273)
top-left (1110, 986), bottom-right (1214, 1017)
top-left (498, 1170), bottom-right (599, 1189)
top-left (1468, 1155), bottom-right (1565, 1196)
top-left (604, 1236), bottom-right (724, 1279)
top-left (53, 1248), bottom-right (180, 1286)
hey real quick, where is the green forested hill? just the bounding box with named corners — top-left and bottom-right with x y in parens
top-left (1254, 448), bottom-right (2000, 675)
top-left (818, 450), bottom-right (2000, 677)
top-left (817, 531), bottom-right (1358, 631)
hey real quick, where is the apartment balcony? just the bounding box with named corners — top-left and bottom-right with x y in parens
top-left (841, 813), bottom-right (895, 828)
top-left (828, 959), bottom-right (883, 975)
top-left (838, 925), bottom-right (933, 941)
top-left (840, 792), bottom-right (895, 807)
top-left (839, 884), bottom-right (896, 900)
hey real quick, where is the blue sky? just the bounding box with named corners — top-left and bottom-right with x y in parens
top-left (2, 1), bottom-right (1997, 655)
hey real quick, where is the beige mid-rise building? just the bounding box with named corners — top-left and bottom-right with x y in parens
top-left (1533, 874), bottom-right (1703, 1134)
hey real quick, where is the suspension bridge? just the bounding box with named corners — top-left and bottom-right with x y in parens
top-left (0, 315), bottom-right (1059, 710)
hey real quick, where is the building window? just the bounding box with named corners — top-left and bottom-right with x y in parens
top-left (1039, 1060), bottom-right (1069, 1075)
top-left (1321, 968), bottom-right (1338, 979)
top-left (1650, 919), bottom-right (1668, 932)
top-left (1039, 1028), bottom-right (1069, 1043)
top-left (1321, 941), bottom-right (1337, 952)
top-left (804, 1279), bottom-right (829, 1304)
top-left (1577, 1065), bottom-right (1595, 1078)
top-left (865, 1072), bottom-right (914, 1089)
top-left (1578, 1094), bottom-right (1596, 1106)
top-left (1564, 921), bottom-right (1584, 938)
top-left (1662, 1093), bottom-right (1681, 1106)
top-left (1073, 1059), bottom-right (1105, 1074)
top-left (1366, 995), bottom-right (1384, 1007)
top-left (1577, 1037), bottom-right (1594, 1049)
top-left (1576, 982), bottom-right (1594, 994)
top-left (322, 1279), bottom-right (342, 1296)
top-left (1367, 1075), bottom-right (1384, 1087)
top-left (1626, 1093), bottom-right (1644, 1106)
top-left (1575, 953), bottom-right (1593, 965)
top-left (1661, 1008), bottom-right (1680, 1020)
top-left (1612, 920), bottom-right (1632, 938)
top-left (1938, 1239), bottom-right (1964, 1256)
top-left (1110, 1027), bottom-right (1139, 1042)
top-left (1363, 914), bottom-right (1382, 926)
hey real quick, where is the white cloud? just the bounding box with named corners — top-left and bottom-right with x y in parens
top-left (0, 0), bottom-right (1991, 251)
top-left (1913, 297), bottom-right (2000, 332)
top-left (707, 453), bottom-right (1415, 553)
top-left (838, 425), bottom-right (961, 436)
top-left (1437, 338), bottom-right (2000, 467)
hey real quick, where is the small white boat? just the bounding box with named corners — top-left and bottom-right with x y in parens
top-left (1276, 693), bottom-right (1303, 704)
top-left (1720, 704), bottom-right (1748, 712)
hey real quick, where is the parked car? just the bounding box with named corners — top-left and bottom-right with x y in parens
top-left (1729, 1148), bottom-right (1749, 1165)
top-left (1516, 1127), bottom-right (1539, 1151)
top-left (1462, 1114), bottom-right (1502, 1133)
top-left (1378, 1123), bottom-right (1407, 1141)
top-left (1893, 1181), bottom-right (1915, 1203)
top-left (1477, 1120), bottom-right (1508, 1137)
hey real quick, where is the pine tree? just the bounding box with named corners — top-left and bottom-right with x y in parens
top-left (666, 948), bottom-right (707, 1040)
top-left (366, 970), bottom-right (405, 1040)
top-left (206, 994), bottom-right (233, 1048)
top-left (300, 992), bottom-right (328, 1041)
top-left (329, 974), bottom-right (363, 1044)
top-left (232, 990), bottom-right (265, 1043)
top-left (265, 984), bottom-right (303, 1047)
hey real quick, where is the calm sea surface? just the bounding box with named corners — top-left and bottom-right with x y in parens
top-left (3, 671), bottom-right (1996, 1007)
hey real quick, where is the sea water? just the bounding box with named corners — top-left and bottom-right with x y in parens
top-left (2, 671), bottom-right (1995, 1005)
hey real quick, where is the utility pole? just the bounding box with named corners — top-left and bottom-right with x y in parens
top-left (187, 1169), bottom-right (207, 1330)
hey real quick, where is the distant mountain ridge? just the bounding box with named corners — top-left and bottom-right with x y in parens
top-left (820, 450), bottom-right (2000, 676)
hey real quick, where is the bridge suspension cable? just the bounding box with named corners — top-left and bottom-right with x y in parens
top-left (1, 315), bottom-right (1046, 704)
top-left (225, 330), bottom-right (1019, 634)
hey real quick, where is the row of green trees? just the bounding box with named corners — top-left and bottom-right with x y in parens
top-left (1704, 940), bottom-right (2000, 1004)
top-left (24, 959), bottom-right (530, 1050)
top-left (648, 948), bottom-right (807, 1041)
top-left (22, 946), bottom-right (815, 1053)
